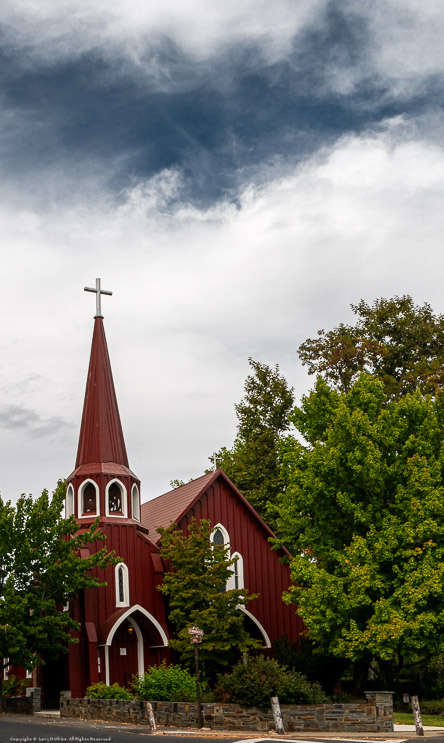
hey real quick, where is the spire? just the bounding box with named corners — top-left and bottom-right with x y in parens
top-left (75, 316), bottom-right (129, 467)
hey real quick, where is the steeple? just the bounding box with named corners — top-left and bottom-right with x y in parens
top-left (75, 316), bottom-right (129, 468)
top-left (67, 280), bottom-right (141, 524)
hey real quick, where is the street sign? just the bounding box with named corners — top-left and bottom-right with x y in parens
top-left (190, 636), bottom-right (202, 644)
top-left (188, 626), bottom-right (204, 637)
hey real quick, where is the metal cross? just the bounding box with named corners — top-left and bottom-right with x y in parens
top-left (84, 278), bottom-right (113, 318)
top-left (212, 454), bottom-right (220, 471)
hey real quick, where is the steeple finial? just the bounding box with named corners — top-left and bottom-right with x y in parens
top-left (84, 278), bottom-right (112, 318)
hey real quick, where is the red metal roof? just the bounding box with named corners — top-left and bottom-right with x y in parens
top-left (75, 317), bottom-right (129, 468)
top-left (140, 469), bottom-right (282, 548)
top-left (140, 471), bottom-right (216, 540)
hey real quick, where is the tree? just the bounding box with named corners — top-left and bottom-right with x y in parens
top-left (210, 358), bottom-right (294, 524)
top-left (0, 481), bottom-right (117, 709)
top-left (157, 518), bottom-right (261, 675)
top-left (275, 374), bottom-right (444, 688)
top-left (298, 296), bottom-right (444, 398)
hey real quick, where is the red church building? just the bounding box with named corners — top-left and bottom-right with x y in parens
top-left (59, 281), bottom-right (302, 699)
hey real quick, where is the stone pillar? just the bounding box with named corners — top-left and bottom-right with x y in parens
top-left (364, 691), bottom-right (394, 732)
top-left (26, 687), bottom-right (41, 711)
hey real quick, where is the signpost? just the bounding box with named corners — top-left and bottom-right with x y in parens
top-left (188, 626), bottom-right (204, 728)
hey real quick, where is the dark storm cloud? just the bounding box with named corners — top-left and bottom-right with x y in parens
top-left (0, 404), bottom-right (75, 437)
top-left (1, 3), bottom-right (444, 207)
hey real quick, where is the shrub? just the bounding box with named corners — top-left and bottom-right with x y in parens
top-left (2, 674), bottom-right (31, 698)
top-left (133, 661), bottom-right (197, 702)
top-left (215, 655), bottom-right (329, 709)
top-left (276, 671), bottom-right (328, 705)
top-left (86, 682), bottom-right (133, 700)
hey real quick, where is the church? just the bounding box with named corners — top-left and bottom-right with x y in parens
top-left (49, 281), bottom-right (303, 701)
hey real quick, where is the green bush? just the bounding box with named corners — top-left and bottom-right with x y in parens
top-left (276, 670), bottom-right (328, 705)
top-left (417, 699), bottom-right (444, 716)
top-left (85, 682), bottom-right (133, 700)
top-left (133, 661), bottom-right (197, 702)
top-left (2, 674), bottom-right (31, 698)
top-left (215, 655), bottom-right (329, 709)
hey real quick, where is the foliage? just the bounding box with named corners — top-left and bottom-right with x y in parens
top-left (86, 682), bottom-right (132, 700)
top-left (133, 660), bottom-right (197, 701)
top-left (1, 674), bottom-right (30, 698)
top-left (0, 481), bottom-right (118, 709)
top-left (210, 358), bottom-right (294, 523)
top-left (276, 373), bottom-right (444, 686)
top-left (272, 635), bottom-right (348, 694)
top-left (298, 296), bottom-right (444, 398)
top-left (157, 518), bottom-right (261, 672)
top-left (215, 656), bottom-right (328, 708)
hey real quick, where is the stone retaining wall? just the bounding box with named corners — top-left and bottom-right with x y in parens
top-left (4, 696), bottom-right (34, 715)
top-left (60, 691), bottom-right (393, 732)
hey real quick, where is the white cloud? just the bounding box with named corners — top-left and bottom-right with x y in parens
top-left (1, 119), bottom-right (444, 502)
top-left (3, 1), bottom-right (444, 100)
top-left (1, 0), bottom-right (326, 70)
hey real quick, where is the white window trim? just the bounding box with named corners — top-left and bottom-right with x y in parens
top-left (228, 551), bottom-right (244, 591)
top-left (77, 479), bottom-right (100, 519)
top-left (66, 484), bottom-right (74, 518)
top-left (105, 479), bottom-right (128, 518)
top-left (131, 484), bottom-right (140, 522)
top-left (211, 523), bottom-right (230, 552)
top-left (3, 659), bottom-right (9, 681)
top-left (115, 562), bottom-right (130, 607)
top-left (26, 668), bottom-right (33, 679)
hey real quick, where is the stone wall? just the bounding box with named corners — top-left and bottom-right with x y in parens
top-left (61, 692), bottom-right (393, 732)
top-left (3, 696), bottom-right (34, 715)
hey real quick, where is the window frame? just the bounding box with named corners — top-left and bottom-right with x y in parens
top-left (115, 562), bottom-right (130, 607)
top-left (131, 484), bottom-right (140, 522)
top-left (65, 484), bottom-right (75, 518)
top-left (105, 479), bottom-right (128, 518)
top-left (78, 479), bottom-right (100, 519)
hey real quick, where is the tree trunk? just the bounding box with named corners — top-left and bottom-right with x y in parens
top-left (352, 656), bottom-right (371, 695)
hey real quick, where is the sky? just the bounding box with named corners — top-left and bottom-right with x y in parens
top-left (2, 0), bottom-right (444, 503)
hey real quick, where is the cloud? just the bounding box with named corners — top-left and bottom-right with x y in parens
top-left (0, 404), bottom-right (75, 437)
top-left (2, 116), bottom-right (444, 501)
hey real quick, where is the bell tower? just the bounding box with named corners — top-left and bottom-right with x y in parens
top-left (66, 279), bottom-right (141, 524)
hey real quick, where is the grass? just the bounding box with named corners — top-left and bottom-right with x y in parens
top-left (393, 711), bottom-right (444, 727)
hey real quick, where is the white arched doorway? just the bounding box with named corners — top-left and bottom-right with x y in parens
top-left (101, 604), bottom-right (169, 686)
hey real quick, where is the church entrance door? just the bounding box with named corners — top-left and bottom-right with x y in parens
top-left (108, 618), bottom-right (139, 688)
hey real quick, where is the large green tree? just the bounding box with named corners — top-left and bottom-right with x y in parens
top-left (298, 295), bottom-right (444, 398)
top-left (0, 481), bottom-right (117, 709)
top-left (157, 518), bottom-right (261, 674)
top-left (210, 358), bottom-right (294, 524)
top-left (276, 374), bottom-right (444, 687)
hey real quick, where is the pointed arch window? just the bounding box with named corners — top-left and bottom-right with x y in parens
top-left (211, 523), bottom-right (230, 550)
top-left (66, 484), bottom-right (74, 518)
top-left (78, 480), bottom-right (99, 518)
top-left (211, 524), bottom-right (231, 594)
top-left (131, 484), bottom-right (140, 522)
top-left (229, 552), bottom-right (244, 591)
top-left (115, 563), bottom-right (130, 607)
top-left (105, 479), bottom-right (127, 518)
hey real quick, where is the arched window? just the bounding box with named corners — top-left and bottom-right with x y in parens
top-left (105, 479), bottom-right (127, 518)
top-left (228, 552), bottom-right (244, 591)
top-left (211, 523), bottom-right (230, 550)
top-left (212, 528), bottom-right (225, 549)
top-left (131, 484), bottom-right (140, 522)
top-left (66, 484), bottom-right (74, 518)
top-left (211, 524), bottom-right (231, 593)
top-left (78, 480), bottom-right (99, 518)
top-left (115, 563), bottom-right (130, 607)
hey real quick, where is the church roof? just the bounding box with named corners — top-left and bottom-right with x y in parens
top-left (141, 469), bottom-right (279, 546)
top-left (74, 316), bottom-right (129, 468)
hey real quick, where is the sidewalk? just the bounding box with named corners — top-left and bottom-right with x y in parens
top-left (30, 711), bottom-right (444, 738)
